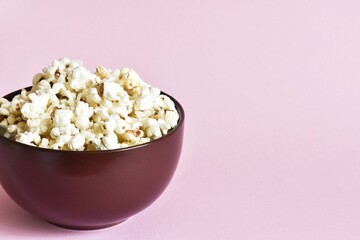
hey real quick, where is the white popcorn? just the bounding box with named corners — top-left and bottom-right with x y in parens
top-left (101, 132), bottom-right (120, 150)
top-left (50, 82), bottom-right (65, 95)
top-left (16, 132), bottom-right (34, 145)
top-left (120, 68), bottom-right (145, 90)
top-left (94, 107), bottom-right (109, 121)
top-left (10, 95), bottom-right (24, 114)
top-left (102, 99), bottom-right (112, 109)
top-left (113, 117), bottom-right (129, 135)
top-left (53, 109), bottom-right (73, 127)
top-left (16, 132), bottom-right (40, 145)
top-left (0, 58), bottom-right (180, 150)
top-left (120, 129), bottom-right (142, 142)
top-left (50, 127), bottom-right (61, 139)
top-left (126, 137), bottom-right (150, 146)
top-left (68, 59), bottom-right (82, 68)
top-left (165, 110), bottom-right (179, 128)
top-left (32, 133), bottom-right (41, 145)
top-left (42, 66), bottom-right (57, 80)
top-left (75, 117), bottom-right (91, 130)
top-left (150, 87), bottom-right (161, 97)
top-left (58, 57), bottom-right (72, 66)
top-left (39, 138), bottom-right (49, 148)
top-left (0, 98), bottom-right (10, 105)
top-left (74, 101), bottom-right (93, 130)
top-left (32, 73), bottom-right (45, 86)
top-left (50, 124), bottom-right (79, 138)
top-left (26, 118), bottom-right (42, 133)
top-left (68, 66), bottom-right (96, 91)
top-left (157, 119), bottom-right (170, 135)
top-left (104, 120), bottom-right (116, 133)
top-left (146, 125), bottom-right (162, 139)
top-left (0, 108), bottom-right (10, 116)
top-left (157, 109), bottom-right (166, 120)
top-left (95, 66), bottom-right (110, 79)
top-left (7, 125), bottom-right (17, 133)
top-left (80, 130), bottom-right (96, 143)
top-left (144, 118), bottom-right (158, 127)
top-left (85, 87), bottom-right (102, 104)
top-left (161, 95), bottom-right (176, 110)
top-left (35, 80), bottom-right (51, 92)
top-left (75, 101), bottom-right (93, 118)
top-left (0, 119), bottom-right (8, 127)
top-left (27, 92), bottom-right (50, 110)
top-left (93, 122), bottom-right (109, 135)
top-left (59, 88), bottom-right (76, 102)
top-left (52, 134), bottom-right (72, 150)
top-left (21, 102), bottom-right (43, 119)
top-left (68, 134), bottom-right (85, 150)
top-left (135, 89), bottom-right (154, 111)
top-left (103, 79), bottom-right (122, 100)
top-left (81, 130), bottom-right (101, 150)
top-left (127, 118), bottom-right (142, 130)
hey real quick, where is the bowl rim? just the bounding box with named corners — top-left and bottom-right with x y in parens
top-left (0, 86), bottom-right (185, 154)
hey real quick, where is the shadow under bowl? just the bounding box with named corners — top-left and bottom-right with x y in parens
top-left (0, 87), bottom-right (185, 230)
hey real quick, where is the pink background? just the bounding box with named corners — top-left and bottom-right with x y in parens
top-left (1, 0), bottom-right (360, 239)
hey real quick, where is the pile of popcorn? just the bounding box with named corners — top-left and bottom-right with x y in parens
top-left (0, 58), bottom-right (179, 151)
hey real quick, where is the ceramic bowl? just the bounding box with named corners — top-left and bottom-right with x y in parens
top-left (0, 87), bottom-right (184, 230)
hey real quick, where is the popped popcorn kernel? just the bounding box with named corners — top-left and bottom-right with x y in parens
top-left (95, 66), bottom-right (109, 79)
top-left (68, 134), bottom-right (86, 150)
top-left (0, 58), bottom-right (180, 150)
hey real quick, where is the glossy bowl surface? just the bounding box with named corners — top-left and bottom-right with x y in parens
top-left (0, 87), bottom-right (184, 230)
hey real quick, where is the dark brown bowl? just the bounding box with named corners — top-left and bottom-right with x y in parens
top-left (0, 87), bottom-right (184, 230)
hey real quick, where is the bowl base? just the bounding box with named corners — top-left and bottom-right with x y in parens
top-left (47, 218), bottom-right (128, 230)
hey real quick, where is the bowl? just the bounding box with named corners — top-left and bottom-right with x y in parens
top-left (0, 87), bottom-right (184, 230)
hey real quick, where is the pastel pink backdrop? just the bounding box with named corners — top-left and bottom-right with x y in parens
top-left (1, 0), bottom-right (360, 239)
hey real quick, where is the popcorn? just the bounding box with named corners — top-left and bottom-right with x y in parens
top-left (21, 102), bottom-right (43, 119)
top-left (0, 108), bottom-right (10, 116)
top-left (75, 117), bottom-right (91, 130)
top-left (52, 135), bottom-right (72, 150)
top-left (50, 124), bottom-right (79, 138)
top-left (39, 138), bottom-right (49, 148)
top-left (10, 95), bottom-right (25, 115)
top-left (161, 95), bottom-right (176, 110)
top-left (16, 132), bottom-right (34, 145)
top-left (95, 66), bottom-right (109, 79)
top-left (0, 58), bottom-right (180, 151)
top-left (74, 101), bottom-right (93, 130)
top-left (94, 107), bottom-right (110, 121)
top-left (110, 100), bottom-right (132, 117)
top-left (68, 66), bottom-right (96, 91)
top-left (0, 119), bottom-right (8, 127)
top-left (103, 80), bottom-right (123, 101)
top-left (53, 109), bottom-right (73, 127)
top-left (16, 132), bottom-right (41, 146)
top-left (7, 115), bottom-right (17, 125)
top-left (100, 132), bottom-right (121, 150)
top-left (36, 80), bottom-right (51, 92)
top-left (146, 124), bottom-right (162, 139)
top-left (165, 110), bottom-right (179, 128)
top-left (112, 116), bottom-right (129, 135)
top-left (7, 125), bottom-right (17, 133)
top-left (50, 82), bottom-right (65, 95)
top-left (26, 118), bottom-right (42, 133)
top-left (158, 119), bottom-right (171, 135)
top-left (135, 86), bottom-right (156, 111)
top-left (84, 87), bottom-right (102, 104)
top-left (103, 120), bottom-right (116, 133)
top-left (68, 135), bottom-right (86, 150)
